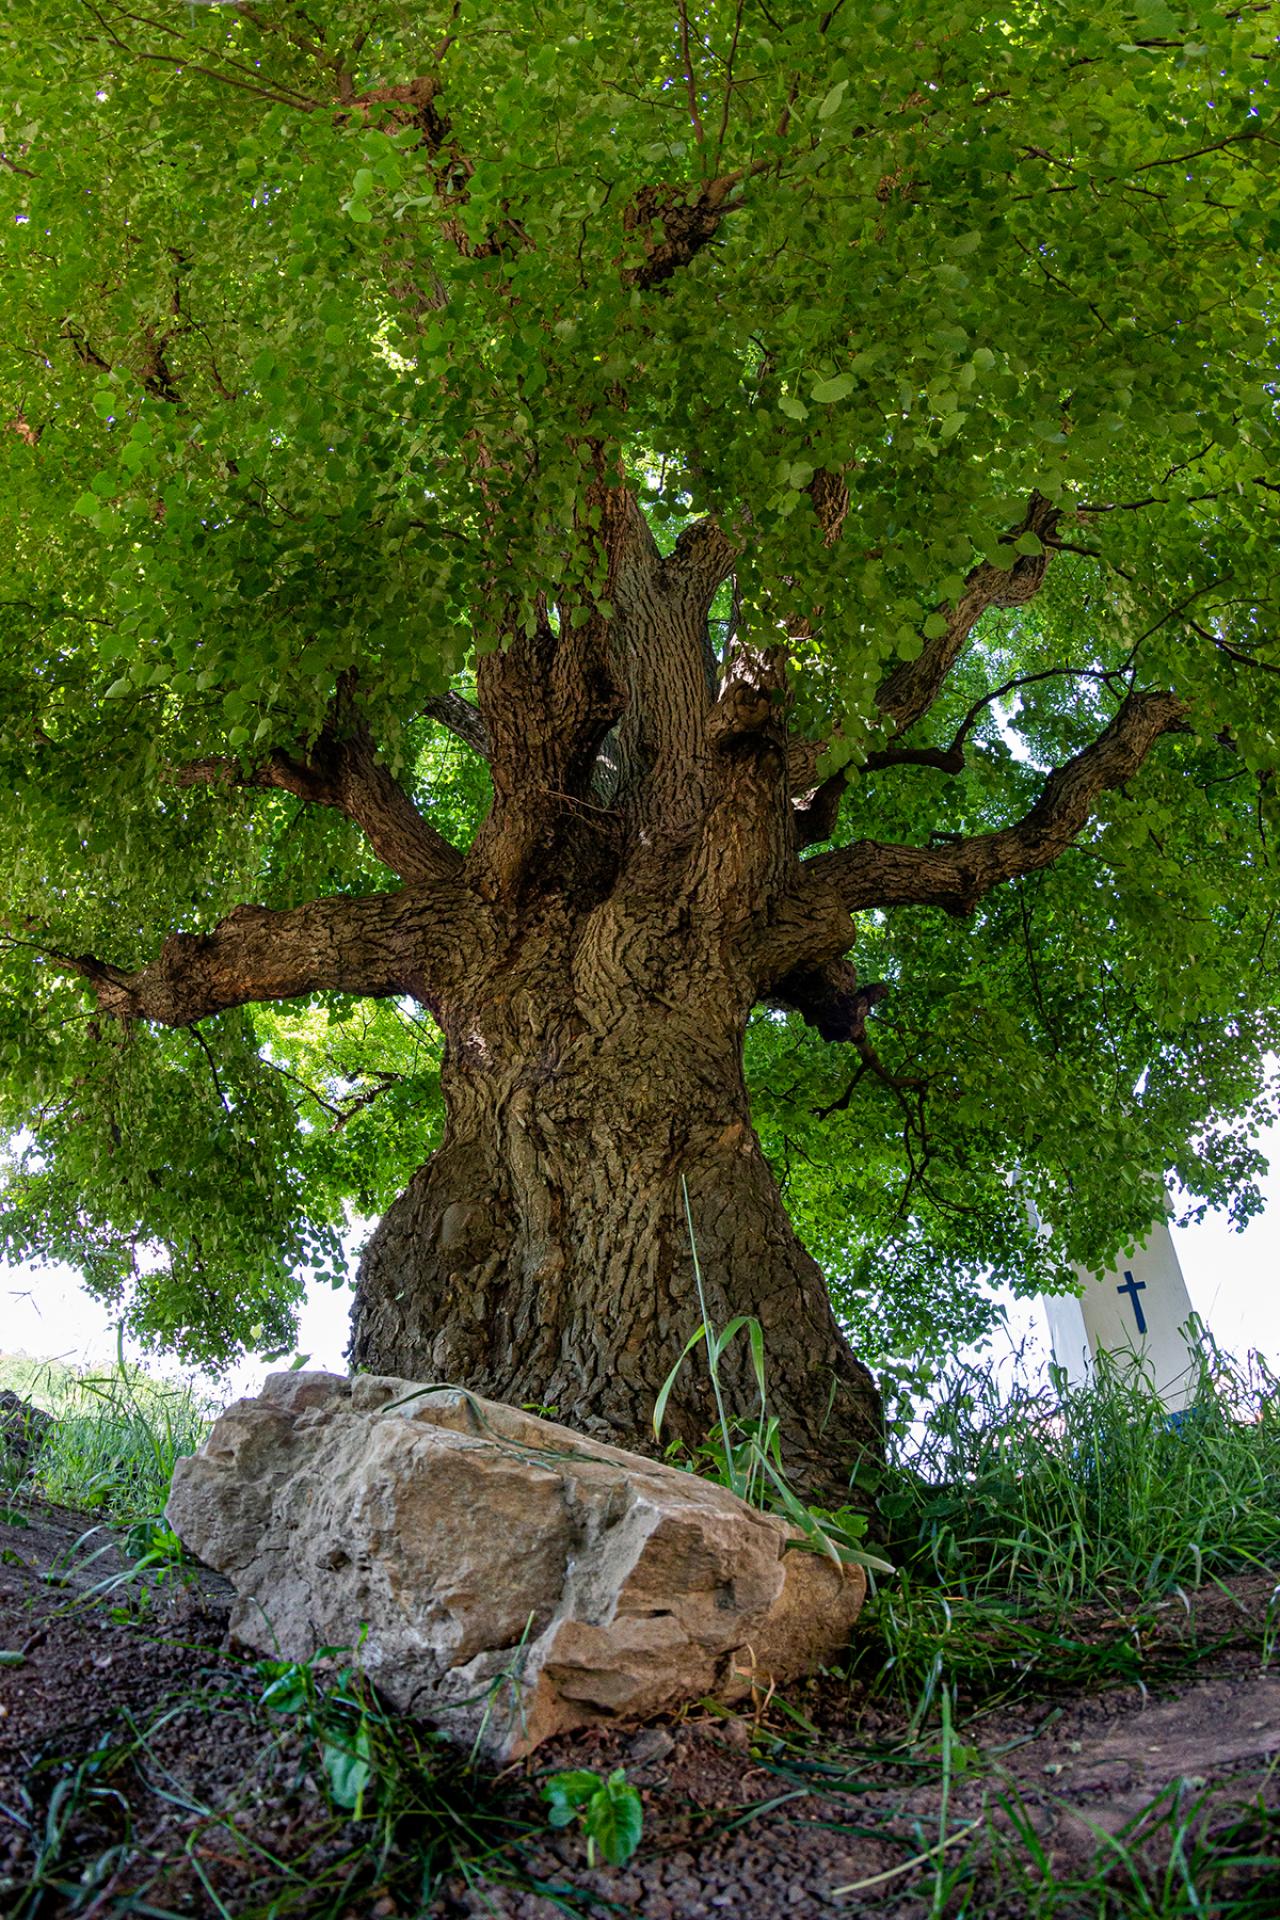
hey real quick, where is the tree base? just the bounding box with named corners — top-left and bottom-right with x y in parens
top-left (350, 1126), bottom-right (883, 1509)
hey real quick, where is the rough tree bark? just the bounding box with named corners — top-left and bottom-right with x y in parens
top-left (63, 478), bottom-right (1187, 1503)
top-left (345, 489), bottom-right (891, 1489)
top-left (347, 898), bottom-right (883, 1486)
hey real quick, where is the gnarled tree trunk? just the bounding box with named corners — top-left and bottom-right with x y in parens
top-left (71, 478), bottom-right (1185, 1507)
top-left (349, 891), bottom-right (882, 1493)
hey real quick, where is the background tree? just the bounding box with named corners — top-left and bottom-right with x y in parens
top-left (2, 0), bottom-right (1277, 1494)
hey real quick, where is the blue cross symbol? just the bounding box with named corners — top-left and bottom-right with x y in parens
top-left (1116, 1269), bottom-right (1148, 1336)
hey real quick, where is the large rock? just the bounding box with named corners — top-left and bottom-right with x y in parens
top-left (167, 1372), bottom-right (866, 1759)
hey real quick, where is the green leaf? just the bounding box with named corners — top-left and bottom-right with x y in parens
top-left (584, 1772), bottom-right (644, 1866)
top-left (653, 1325), bottom-right (707, 1439)
top-left (542, 1769), bottom-right (604, 1817)
top-left (755, 1452), bottom-right (844, 1571)
top-left (323, 1723), bottom-right (374, 1812)
top-left (711, 1313), bottom-right (754, 1362)
top-left (818, 79), bottom-right (848, 121)
top-left (259, 1665), bottom-right (310, 1713)
top-left (811, 373), bottom-right (855, 404)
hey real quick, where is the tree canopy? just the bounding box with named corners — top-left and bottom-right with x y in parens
top-left (2, 0), bottom-right (1278, 1381)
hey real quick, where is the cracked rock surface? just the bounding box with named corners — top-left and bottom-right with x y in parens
top-left (166, 1371), bottom-right (865, 1759)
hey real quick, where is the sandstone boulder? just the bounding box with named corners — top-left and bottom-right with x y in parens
top-left (167, 1372), bottom-right (866, 1759)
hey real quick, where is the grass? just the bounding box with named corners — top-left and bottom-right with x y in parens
top-left (2, 1333), bottom-right (1277, 1916)
top-left (1, 1345), bottom-right (211, 1523)
top-left (10, 1647), bottom-right (584, 1919)
top-left (864, 1339), bottom-right (1280, 1721)
top-left (980, 1772), bottom-right (1280, 1918)
top-left (884, 1339), bottom-right (1279, 1596)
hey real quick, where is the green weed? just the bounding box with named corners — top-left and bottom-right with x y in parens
top-left (880, 1338), bottom-right (1278, 1600)
top-left (973, 1763), bottom-right (1280, 1917)
top-left (258, 1639), bottom-right (383, 1818)
top-left (541, 1767), bottom-right (644, 1868)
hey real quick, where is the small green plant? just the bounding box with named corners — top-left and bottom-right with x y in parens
top-left (258, 1641), bottom-right (379, 1815)
top-left (655, 1177), bottom-right (892, 1576)
top-left (541, 1766), bottom-right (643, 1867)
top-left (70, 1513), bottom-right (198, 1622)
top-left (119, 1515), bottom-right (188, 1570)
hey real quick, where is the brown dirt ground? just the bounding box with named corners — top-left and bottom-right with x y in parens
top-left (1, 1498), bottom-right (1277, 1918)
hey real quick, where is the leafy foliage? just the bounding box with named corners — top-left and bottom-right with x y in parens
top-left (1, 0), bottom-right (1278, 1365)
top-left (260, 1646), bottom-right (379, 1817)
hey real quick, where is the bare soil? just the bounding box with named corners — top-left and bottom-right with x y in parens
top-left (1, 1499), bottom-right (1277, 1918)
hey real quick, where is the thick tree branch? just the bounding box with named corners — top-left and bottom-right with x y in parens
top-left (621, 164), bottom-right (768, 289)
top-left (468, 492), bottom-right (638, 894)
top-left (689, 470), bottom-right (858, 905)
top-left (604, 489), bottom-right (722, 839)
top-left (688, 643), bottom-right (793, 918)
top-left (176, 699), bottom-right (462, 887)
top-left (465, 479), bottom-right (730, 897)
top-left (792, 664), bottom-right (1128, 842)
top-left (422, 690), bottom-right (492, 759)
top-left (875, 493), bottom-right (1061, 737)
top-left (791, 767), bottom-right (852, 850)
top-left (474, 598), bottom-right (618, 835)
top-left (786, 492), bottom-right (1063, 837)
top-left (57, 885), bottom-right (473, 1028)
top-left (759, 689), bottom-right (1186, 984)
top-left (814, 688), bottom-right (1185, 913)
top-left (667, 516), bottom-right (741, 607)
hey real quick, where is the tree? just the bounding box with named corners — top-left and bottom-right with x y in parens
top-left (2, 0), bottom-right (1278, 1496)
